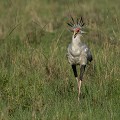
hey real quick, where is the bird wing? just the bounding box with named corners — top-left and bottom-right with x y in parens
top-left (87, 50), bottom-right (93, 62)
top-left (80, 43), bottom-right (93, 62)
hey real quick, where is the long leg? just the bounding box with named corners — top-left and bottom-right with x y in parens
top-left (72, 65), bottom-right (78, 82)
top-left (78, 65), bottom-right (86, 101)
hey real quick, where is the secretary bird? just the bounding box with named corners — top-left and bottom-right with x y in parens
top-left (67, 16), bottom-right (93, 101)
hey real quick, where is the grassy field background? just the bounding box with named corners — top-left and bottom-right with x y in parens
top-left (0, 0), bottom-right (120, 119)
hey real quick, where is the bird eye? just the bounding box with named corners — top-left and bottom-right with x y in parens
top-left (76, 28), bottom-right (80, 32)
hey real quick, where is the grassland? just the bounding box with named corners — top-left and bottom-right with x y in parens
top-left (0, 0), bottom-right (120, 120)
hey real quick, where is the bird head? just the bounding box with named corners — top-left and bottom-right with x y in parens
top-left (67, 16), bottom-right (86, 38)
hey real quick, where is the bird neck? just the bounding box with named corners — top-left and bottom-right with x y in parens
top-left (72, 34), bottom-right (82, 46)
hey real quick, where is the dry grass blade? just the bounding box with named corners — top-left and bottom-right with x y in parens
top-left (6, 23), bottom-right (21, 38)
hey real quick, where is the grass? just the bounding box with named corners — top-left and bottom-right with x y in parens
top-left (0, 0), bottom-right (120, 119)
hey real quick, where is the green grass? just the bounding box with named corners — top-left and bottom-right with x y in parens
top-left (0, 0), bottom-right (120, 119)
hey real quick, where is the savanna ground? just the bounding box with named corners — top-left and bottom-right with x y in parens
top-left (0, 0), bottom-right (120, 120)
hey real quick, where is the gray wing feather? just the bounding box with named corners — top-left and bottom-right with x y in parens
top-left (87, 50), bottom-right (93, 62)
top-left (81, 44), bottom-right (93, 62)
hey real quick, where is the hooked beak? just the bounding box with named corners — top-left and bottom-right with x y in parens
top-left (74, 30), bottom-right (86, 38)
top-left (74, 31), bottom-right (78, 38)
